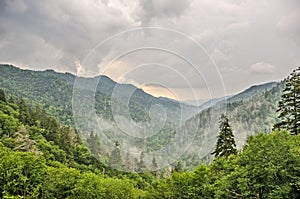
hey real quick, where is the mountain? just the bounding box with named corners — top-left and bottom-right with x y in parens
top-left (227, 81), bottom-right (278, 103)
top-left (0, 64), bottom-right (201, 166)
top-left (196, 81), bottom-right (277, 111)
top-left (176, 81), bottom-right (283, 168)
top-left (0, 64), bottom-right (283, 169)
top-left (0, 64), bottom-right (198, 125)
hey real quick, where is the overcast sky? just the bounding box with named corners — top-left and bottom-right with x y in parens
top-left (0, 0), bottom-right (299, 101)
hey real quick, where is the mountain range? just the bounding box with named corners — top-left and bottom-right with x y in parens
top-left (0, 64), bottom-right (282, 168)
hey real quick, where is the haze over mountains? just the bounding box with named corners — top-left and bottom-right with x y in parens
top-left (0, 64), bottom-right (282, 168)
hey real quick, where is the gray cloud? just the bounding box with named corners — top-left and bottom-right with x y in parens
top-left (138, 0), bottom-right (192, 25)
top-left (277, 6), bottom-right (300, 44)
top-left (0, 0), bottom-right (136, 72)
top-left (0, 0), bottom-right (300, 100)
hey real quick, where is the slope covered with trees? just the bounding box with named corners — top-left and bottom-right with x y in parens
top-left (1, 90), bottom-right (299, 198)
top-left (0, 89), bottom-right (161, 198)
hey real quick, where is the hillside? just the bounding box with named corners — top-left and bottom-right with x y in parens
top-left (176, 81), bottom-right (283, 168)
top-left (0, 64), bottom-right (198, 126)
top-left (1, 88), bottom-right (299, 198)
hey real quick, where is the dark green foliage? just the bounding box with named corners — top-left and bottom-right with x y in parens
top-left (274, 67), bottom-right (300, 135)
top-left (0, 88), bottom-right (6, 102)
top-left (212, 114), bottom-right (237, 158)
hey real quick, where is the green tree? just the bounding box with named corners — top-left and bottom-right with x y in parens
top-left (174, 161), bottom-right (183, 173)
top-left (212, 114), bottom-right (237, 158)
top-left (0, 146), bottom-right (46, 198)
top-left (222, 131), bottom-right (300, 198)
top-left (274, 67), bottom-right (300, 135)
top-left (0, 89), bottom-right (6, 102)
top-left (41, 167), bottom-right (80, 198)
top-left (151, 157), bottom-right (159, 177)
top-left (17, 99), bottom-right (31, 125)
top-left (71, 172), bottom-right (105, 198)
top-left (137, 151), bottom-right (147, 172)
top-left (109, 141), bottom-right (122, 169)
top-left (0, 109), bottom-right (19, 138)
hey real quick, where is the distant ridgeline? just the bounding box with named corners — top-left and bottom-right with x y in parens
top-left (0, 64), bottom-right (196, 126)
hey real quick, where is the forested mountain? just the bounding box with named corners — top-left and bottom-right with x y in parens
top-left (1, 64), bottom-right (300, 198)
top-left (198, 81), bottom-right (277, 110)
top-left (0, 64), bottom-right (198, 126)
top-left (0, 89), bottom-right (299, 198)
top-left (0, 64), bottom-right (282, 169)
top-left (0, 90), bottom-right (163, 198)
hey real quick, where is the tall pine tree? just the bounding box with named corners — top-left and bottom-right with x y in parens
top-left (212, 113), bottom-right (237, 158)
top-left (274, 67), bottom-right (300, 135)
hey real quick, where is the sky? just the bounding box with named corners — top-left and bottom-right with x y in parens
top-left (0, 0), bottom-right (300, 102)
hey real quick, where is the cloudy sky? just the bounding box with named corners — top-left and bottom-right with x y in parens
top-left (0, 0), bottom-right (300, 102)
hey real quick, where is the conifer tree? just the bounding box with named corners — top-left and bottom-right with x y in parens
top-left (174, 161), bottom-right (183, 173)
top-left (108, 141), bottom-right (122, 169)
top-left (0, 89), bottom-right (6, 102)
top-left (137, 151), bottom-right (147, 172)
top-left (151, 157), bottom-right (159, 177)
top-left (212, 114), bottom-right (237, 158)
top-left (274, 67), bottom-right (300, 135)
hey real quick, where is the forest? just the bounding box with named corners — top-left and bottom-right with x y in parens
top-left (0, 67), bottom-right (300, 198)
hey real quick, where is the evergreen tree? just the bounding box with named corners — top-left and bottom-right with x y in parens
top-left (108, 141), bottom-right (122, 169)
top-left (137, 151), bottom-right (147, 172)
top-left (174, 161), bottom-right (183, 173)
top-left (274, 67), bottom-right (300, 135)
top-left (87, 131), bottom-right (100, 156)
top-left (17, 98), bottom-right (31, 125)
top-left (151, 157), bottom-right (159, 177)
top-left (212, 113), bottom-right (237, 158)
top-left (0, 89), bottom-right (6, 102)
